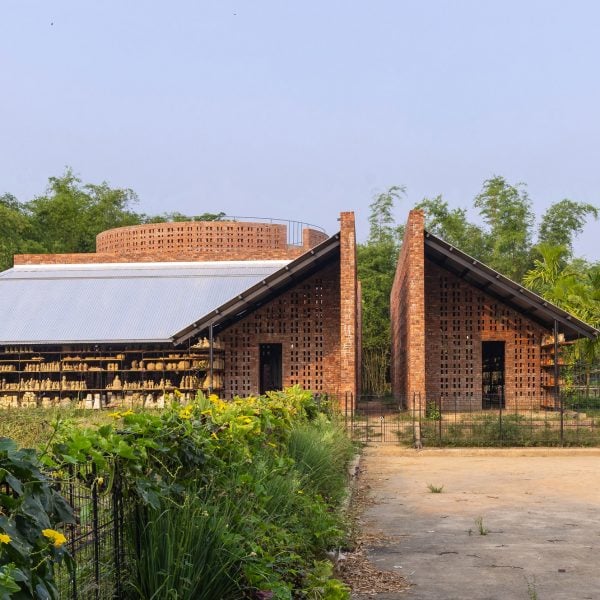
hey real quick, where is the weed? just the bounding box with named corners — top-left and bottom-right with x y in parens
top-left (525, 575), bottom-right (538, 600)
top-left (427, 483), bottom-right (444, 493)
top-left (425, 401), bottom-right (441, 421)
top-left (475, 516), bottom-right (488, 535)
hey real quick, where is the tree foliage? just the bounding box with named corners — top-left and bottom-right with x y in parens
top-left (357, 187), bottom-right (406, 394)
top-left (0, 169), bottom-right (229, 270)
top-left (538, 199), bottom-right (598, 255)
top-left (358, 176), bottom-right (598, 393)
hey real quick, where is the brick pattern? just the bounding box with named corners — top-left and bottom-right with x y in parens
top-left (14, 248), bottom-right (308, 265)
top-left (339, 212), bottom-right (358, 402)
top-left (220, 262), bottom-right (340, 398)
top-left (424, 259), bottom-right (548, 410)
top-left (97, 221), bottom-right (289, 253)
top-left (16, 221), bottom-right (328, 265)
top-left (390, 210), bottom-right (426, 407)
top-left (10, 214), bottom-right (358, 403)
top-left (303, 228), bottom-right (329, 249)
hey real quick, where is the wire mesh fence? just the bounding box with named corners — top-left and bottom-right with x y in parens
top-left (344, 392), bottom-right (600, 447)
top-left (54, 462), bottom-right (126, 600)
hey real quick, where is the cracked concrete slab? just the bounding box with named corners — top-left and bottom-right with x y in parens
top-left (357, 447), bottom-right (600, 600)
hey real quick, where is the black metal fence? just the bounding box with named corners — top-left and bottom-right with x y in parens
top-left (55, 462), bottom-right (127, 599)
top-left (344, 393), bottom-right (600, 447)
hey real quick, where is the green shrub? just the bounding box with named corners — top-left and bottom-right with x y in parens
top-left (127, 487), bottom-right (245, 600)
top-left (1, 388), bottom-right (353, 598)
top-left (0, 438), bottom-right (75, 597)
top-left (288, 413), bottom-right (356, 504)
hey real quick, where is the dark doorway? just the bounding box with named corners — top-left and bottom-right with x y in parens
top-left (482, 341), bottom-right (505, 409)
top-left (259, 344), bottom-right (282, 394)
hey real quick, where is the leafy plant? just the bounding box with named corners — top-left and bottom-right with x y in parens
top-left (425, 401), bottom-right (441, 421)
top-left (32, 387), bottom-right (353, 598)
top-left (0, 437), bottom-right (75, 598)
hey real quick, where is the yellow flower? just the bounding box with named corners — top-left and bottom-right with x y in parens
top-left (0, 533), bottom-right (11, 545)
top-left (208, 393), bottom-right (219, 402)
top-left (120, 409), bottom-right (134, 417)
top-left (42, 529), bottom-right (67, 548)
top-left (109, 412), bottom-right (121, 419)
top-left (179, 405), bottom-right (193, 419)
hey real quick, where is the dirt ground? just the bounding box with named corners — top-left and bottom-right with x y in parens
top-left (355, 446), bottom-right (600, 600)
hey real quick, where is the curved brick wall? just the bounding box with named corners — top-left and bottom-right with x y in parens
top-left (96, 221), bottom-right (328, 258)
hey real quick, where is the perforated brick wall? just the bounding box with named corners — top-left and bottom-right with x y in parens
top-left (424, 260), bottom-right (548, 410)
top-left (220, 261), bottom-right (340, 398)
top-left (15, 221), bottom-right (328, 265)
top-left (391, 209), bottom-right (553, 411)
top-left (219, 213), bottom-right (358, 402)
top-left (96, 221), bottom-right (327, 257)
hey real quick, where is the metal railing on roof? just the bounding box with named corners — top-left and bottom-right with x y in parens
top-left (221, 215), bottom-right (327, 247)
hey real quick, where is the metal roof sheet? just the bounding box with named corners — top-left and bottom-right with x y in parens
top-left (0, 261), bottom-right (289, 344)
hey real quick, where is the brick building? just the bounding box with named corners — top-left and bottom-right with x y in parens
top-left (391, 210), bottom-right (599, 411)
top-left (0, 216), bottom-right (359, 409)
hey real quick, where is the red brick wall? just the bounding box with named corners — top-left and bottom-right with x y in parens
top-left (15, 221), bottom-right (328, 265)
top-left (424, 259), bottom-right (549, 410)
top-left (220, 261), bottom-right (341, 398)
top-left (339, 212), bottom-right (359, 403)
top-left (14, 248), bottom-right (308, 265)
top-left (390, 210), bottom-right (426, 408)
top-left (303, 228), bottom-right (329, 250)
top-left (96, 221), bottom-right (290, 254)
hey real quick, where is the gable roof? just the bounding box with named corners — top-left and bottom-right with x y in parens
top-left (173, 232), bottom-right (341, 344)
top-left (0, 233), bottom-right (341, 346)
top-left (424, 231), bottom-right (599, 340)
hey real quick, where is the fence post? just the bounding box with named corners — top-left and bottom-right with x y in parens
top-left (112, 464), bottom-right (123, 599)
top-left (554, 319), bottom-right (564, 446)
top-left (365, 393), bottom-right (369, 443)
top-left (498, 392), bottom-right (503, 447)
top-left (437, 395), bottom-right (442, 445)
top-left (68, 465), bottom-right (79, 600)
top-left (91, 462), bottom-right (100, 600)
top-left (344, 392), bottom-right (348, 432)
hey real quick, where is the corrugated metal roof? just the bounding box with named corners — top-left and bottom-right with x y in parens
top-left (0, 261), bottom-right (289, 344)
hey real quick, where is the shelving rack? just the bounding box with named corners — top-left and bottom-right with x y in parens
top-left (0, 339), bottom-right (224, 410)
top-left (540, 331), bottom-right (573, 409)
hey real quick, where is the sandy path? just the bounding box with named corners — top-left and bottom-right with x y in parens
top-left (356, 447), bottom-right (600, 599)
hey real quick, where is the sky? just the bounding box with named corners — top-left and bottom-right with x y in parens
top-left (1, 1), bottom-right (599, 259)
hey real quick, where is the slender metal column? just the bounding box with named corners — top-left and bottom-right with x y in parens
top-left (554, 319), bottom-right (563, 445)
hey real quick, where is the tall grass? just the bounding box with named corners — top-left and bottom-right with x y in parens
top-left (288, 414), bottom-right (356, 504)
top-left (127, 486), bottom-right (245, 600)
top-left (0, 407), bottom-right (113, 448)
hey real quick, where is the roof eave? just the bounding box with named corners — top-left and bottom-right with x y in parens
top-left (424, 231), bottom-right (599, 341)
top-left (172, 233), bottom-right (341, 345)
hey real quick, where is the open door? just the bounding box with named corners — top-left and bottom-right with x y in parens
top-left (259, 343), bottom-right (282, 394)
top-left (482, 341), bottom-right (505, 409)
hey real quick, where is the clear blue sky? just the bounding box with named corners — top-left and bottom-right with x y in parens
top-left (1, 1), bottom-right (599, 259)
